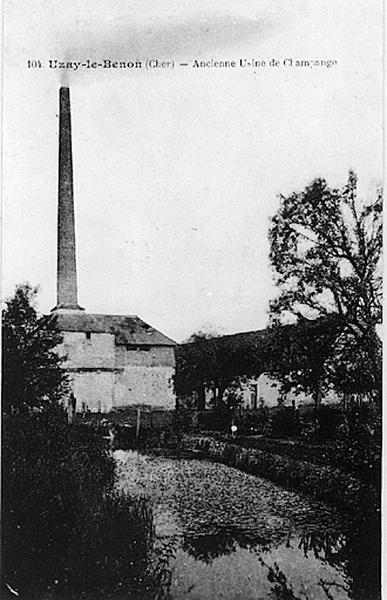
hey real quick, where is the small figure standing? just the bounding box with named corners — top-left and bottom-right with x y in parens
top-left (68, 393), bottom-right (76, 424)
top-left (231, 423), bottom-right (238, 438)
top-left (107, 422), bottom-right (116, 450)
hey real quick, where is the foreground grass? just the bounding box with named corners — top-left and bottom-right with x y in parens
top-left (2, 409), bottom-right (166, 600)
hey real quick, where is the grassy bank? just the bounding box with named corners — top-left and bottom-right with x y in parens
top-left (1, 408), bottom-right (164, 600)
top-left (182, 434), bottom-right (379, 522)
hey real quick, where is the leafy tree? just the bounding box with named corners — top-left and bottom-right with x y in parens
top-left (175, 331), bottom-right (237, 407)
top-left (265, 318), bottom-right (341, 409)
top-left (2, 283), bottom-right (68, 414)
top-left (269, 172), bottom-right (382, 403)
top-left (175, 331), bottom-right (258, 413)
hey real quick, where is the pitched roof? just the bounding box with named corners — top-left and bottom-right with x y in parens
top-left (179, 317), bottom-right (342, 350)
top-left (50, 312), bottom-right (176, 346)
top-left (180, 328), bottom-right (269, 350)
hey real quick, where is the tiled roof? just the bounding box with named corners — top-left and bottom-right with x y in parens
top-left (179, 317), bottom-right (342, 349)
top-left (180, 328), bottom-right (269, 349)
top-left (49, 312), bottom-right (176, 346)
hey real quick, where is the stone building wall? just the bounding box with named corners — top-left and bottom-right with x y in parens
top-left (114, 365), bottom-right (175, 410)
top-left (58, 331), bottom-right (176, 412)
top-left (202, 373), bottom-right (341, 411)
top-left (59, 331), bottom-right (116, 369)
top-left (236, 374), bottom-right (340, 410)
top-left (114, 345), bottom-right (175, 409)
top-left (115, 345), bottom-right (174, 368)
top-left (70, 370), bottom-right (115, 413)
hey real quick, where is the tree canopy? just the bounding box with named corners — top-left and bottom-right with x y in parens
top-left (2, 283), bottom-right (68, 414)
top-left (174, 329), bottom-right (270, 404)
top-left (174, 320), bottom-right (345, 411)
top-left (264, 317), bottom-right (341, 406)
top-left (268, 172), bottom-right (382, 401)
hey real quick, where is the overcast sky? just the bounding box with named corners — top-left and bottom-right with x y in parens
top-left (3, 0), bottom-right (383, 342)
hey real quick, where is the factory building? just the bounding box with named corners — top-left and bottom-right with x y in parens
top-left (52, 87), bottom-right (176, 413)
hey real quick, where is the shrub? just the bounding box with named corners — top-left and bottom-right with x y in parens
top-left (174, 402), bottom-right (198, 433)
top-left (197, 410), bottom-right (222, 431)
top-left (197, 404), bottom-right (236, 432)
top-left (334, 405), bottom-right (381, 487)
top-left (315, 406), bottom-right (343, 438)
top-left (239, 408), bottom-right (269, 434)
top-left (184, 434), bottom-right (380, 525)
top-left (267, 407), bottom-right (300, 438)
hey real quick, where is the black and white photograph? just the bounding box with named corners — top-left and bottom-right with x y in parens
top-left (1, 1), bottom-right (383, 599)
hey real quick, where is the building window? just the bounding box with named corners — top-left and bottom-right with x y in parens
top-left (85, 332), bottom-right (91, 340)
top-left (126, 345), bottom-right (150, 351)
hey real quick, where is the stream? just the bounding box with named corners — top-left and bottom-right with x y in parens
top-left (113, 450), bottom-right (377, 600)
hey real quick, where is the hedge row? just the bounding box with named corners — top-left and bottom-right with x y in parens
top-left (182, 435), bottom-right (378, 520)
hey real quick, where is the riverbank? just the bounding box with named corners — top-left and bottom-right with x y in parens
top-left (181, 434), bottom-right (379, 519)
top-left (2, 412), bottom-right (158, 600)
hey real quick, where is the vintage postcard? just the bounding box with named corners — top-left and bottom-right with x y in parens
top-left (2, 1), bottom-right (383, 599)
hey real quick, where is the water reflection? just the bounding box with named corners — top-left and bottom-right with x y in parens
top-left (182, 527), bottom-right (271, 562)
top-left (298, 531), bottom-right (347, 563)
top-left (115, 451), bottom-right (377, 600)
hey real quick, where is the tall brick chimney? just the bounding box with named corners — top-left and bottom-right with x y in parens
top-left (53, 87), bottom-right (84, 311)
